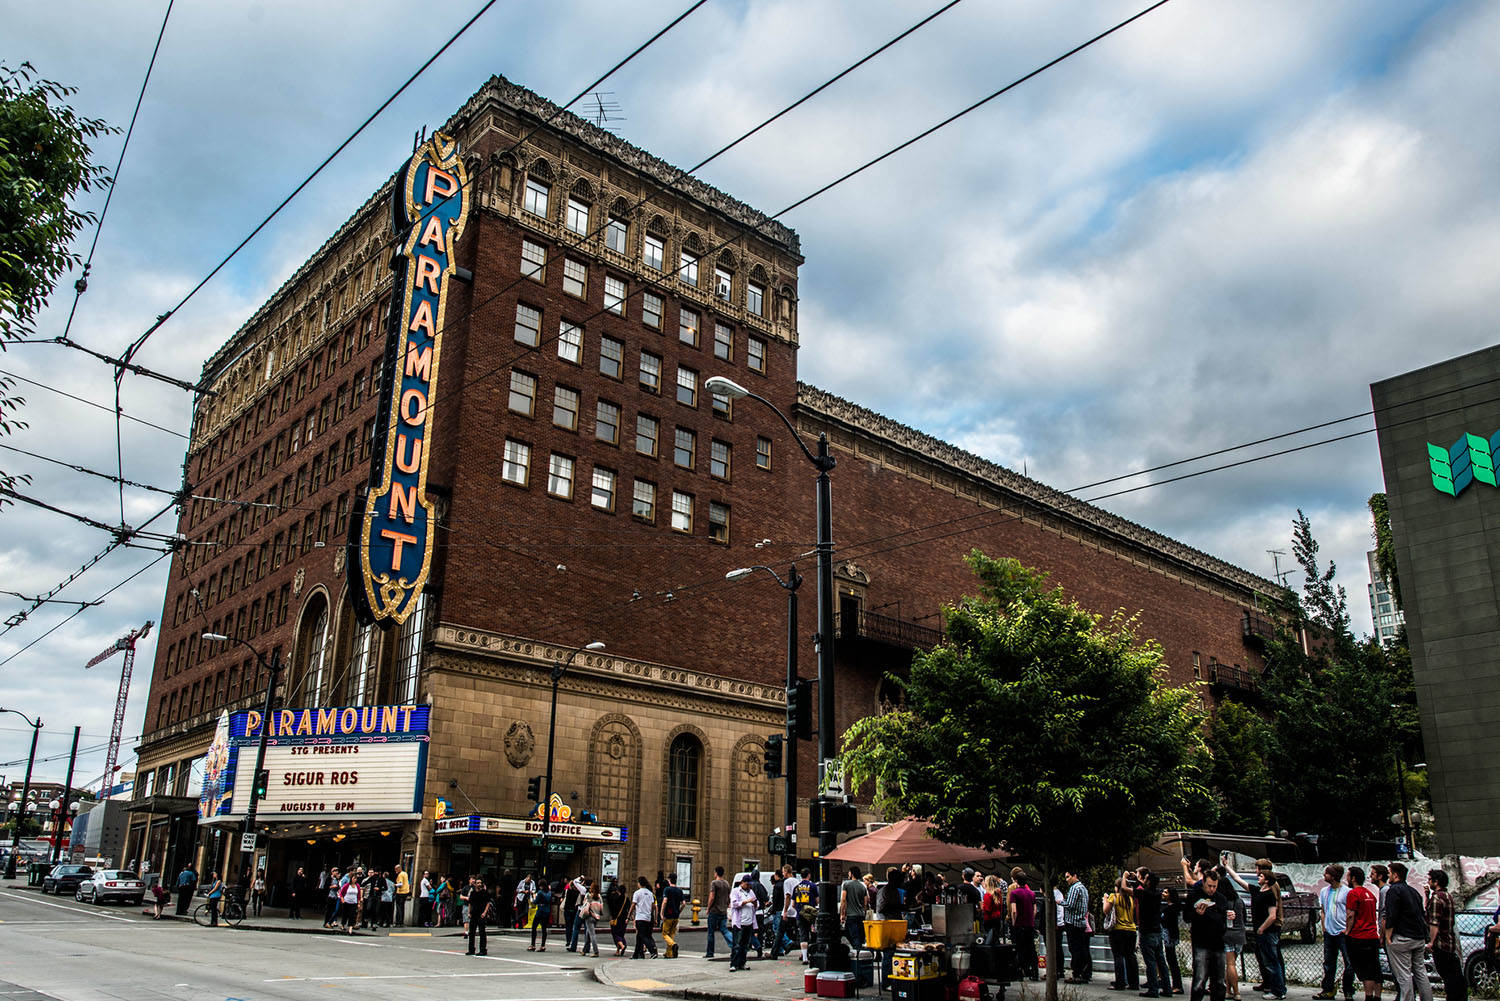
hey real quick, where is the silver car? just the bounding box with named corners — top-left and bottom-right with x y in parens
top-left (76, 869), bottom-right (145, 906)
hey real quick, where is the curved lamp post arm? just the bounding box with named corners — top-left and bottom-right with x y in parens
top-left (704, 377), bottom-right (833, 471)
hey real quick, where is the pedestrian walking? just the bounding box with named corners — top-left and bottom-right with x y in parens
top-left (660, 872), bottom-right (686, 957)
top-left (564, 873), bottom-right (584, 951)
top-left (632, 875), bottom-right (659, 959)
top-left (769, 868), bottom-right (788, 959)
top-left (704, 865), bottom-right (732, 958)
top-left (528, 878), bottom-right (554, 950)
top-left (1010, 869), bottom-right (1041, 982)
top-left (580, 881), bottom-right (602, 957)
top-left (1314, 863), bottom-right (1355, 1001)
top-left (467, 876), bottom-right (493, 956)
top-left (1163, 885), bottom-right (1186, 994)
top-left (514, 872), bottom-right (536, 929)
top-left (1384, 862), bottom-right (1433, 1001)
top-left (324, 866), bottom-right (343, 927)
top-left (1106, 872), bottom-right (1141, 991)
top-left (340, 874), bottom-right (361, 933)
top-left (1186, 866), bottom-right (1234, 1001)
top-left (567, 874), bottom-right (589, 952)
top-left (608, 879), bottom-right (630, 956)
top-left (418, 870), bottom-right (433, 926)
top-left (205, 871), bottom-right (225, 928)
top-left (1134, 868), bottom-right (1168, 997)
top-left (728, 872), bottom-right (758, 971)
top-left (1427, 869), bottom-right (1465, 1001)
top-left (250, 868), bottom-right (266, 917)
top-left (1063, 869), bottom-right (1093, 984)
top-left (793, 867), bottom-right (820, 961)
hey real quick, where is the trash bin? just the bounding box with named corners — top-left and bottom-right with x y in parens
top-left (28, 862), bottom-right (48, 887)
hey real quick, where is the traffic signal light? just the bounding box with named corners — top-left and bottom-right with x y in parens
top-left (788, 679), bottom-right (813, 741)
top-left (253, 769), bottom-right (270, 799)
top-left (763, 735), bottom-right (783, 778)
top-left (825, 800), bottom-right (859, 833)
top-left (527, 775), bottom-right (543, 802)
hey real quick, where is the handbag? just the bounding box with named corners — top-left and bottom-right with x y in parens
top-left (1103, 895), bottom-right (1117, 932)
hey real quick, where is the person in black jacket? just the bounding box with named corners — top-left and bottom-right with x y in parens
top-left (1384, 862), bottom-right (1433, 1001)
top-left (1185, 868), bottom-right (1234, 1001)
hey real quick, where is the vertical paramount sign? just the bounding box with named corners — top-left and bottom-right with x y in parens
top-left (350, 132), bottom-right (469, 626)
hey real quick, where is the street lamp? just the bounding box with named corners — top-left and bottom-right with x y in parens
top-left (48, 798), bottom-right (81, 865)
top-left (706, 374), bottom-right (845, 972)
top-left (727, 563), bottom-right (803, 866)
top-left (541, 641), bottom-right (605, 884)
top-left (1394, 754), bottom-right (1427, 857)
top-left (0, 708), bottom-right (41, 880)
top-left (203, 632), bottom-right (281, 878)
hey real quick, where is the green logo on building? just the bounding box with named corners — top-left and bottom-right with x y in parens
top-left (1429, 431), bottom-right (1500, 496)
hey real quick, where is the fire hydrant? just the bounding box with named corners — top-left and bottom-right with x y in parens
top-left (691, 898), bottom-right (702, 924)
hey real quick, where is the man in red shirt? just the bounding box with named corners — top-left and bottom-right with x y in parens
top-left (1344, 867), bottom-right (1382, 1001)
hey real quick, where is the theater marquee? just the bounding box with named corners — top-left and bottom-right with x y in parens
top-left (349, 131), bottom-right (470, 627)
top-left (200, 705), bottom-right (430, 823)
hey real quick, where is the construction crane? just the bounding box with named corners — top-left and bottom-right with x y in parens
top-left (84, 620), bottom-right (152, 800)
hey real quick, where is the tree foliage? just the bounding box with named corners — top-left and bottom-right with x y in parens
top-left (1205, 699), bottom-right (1274, 833)
top-left (841, 552), bottom-right (1212, 1001)
top-left (1368, 492), bottom-right (1402, 614)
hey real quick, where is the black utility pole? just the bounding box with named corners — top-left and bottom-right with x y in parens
top-left (202, 633), bottom-right (280, 879)
top-left (52, 726), bottom-right (80, 864)
top-left (2, 710), bottom-right (41, 880)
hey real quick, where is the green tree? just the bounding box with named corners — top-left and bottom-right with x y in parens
top-left (0, 62), bottom-right (115, 500)
top-left (1368, 493), bottom-right (1401, 614)
top-left (1261, 511), bottom-right (1403, 856)
top-left (1205, 699), bottom-right (1274, 833)
top-left (842, 551), bottom-right (1212, 1001)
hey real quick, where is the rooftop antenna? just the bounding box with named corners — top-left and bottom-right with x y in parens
top-left (1267, 549), bottom-right (1290, 587)
top-left (588, 92), bottom-right (626, 132)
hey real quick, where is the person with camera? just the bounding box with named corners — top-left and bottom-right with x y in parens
top-left (1105, 872), bottom-right (1141, 991)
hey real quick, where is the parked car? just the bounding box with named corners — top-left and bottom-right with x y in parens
top-left (40, 864), bottom-right (92, 896)
top-left (75, 869), bottom-right (145, 906)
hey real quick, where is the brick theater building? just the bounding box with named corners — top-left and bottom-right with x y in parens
top-left (127, 75), bottom-right (1276, 899)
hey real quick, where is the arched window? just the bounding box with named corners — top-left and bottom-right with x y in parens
top-left (294, 596), bottom-right (331, 705)
top-left (666, 733), bottom-right (702, 839)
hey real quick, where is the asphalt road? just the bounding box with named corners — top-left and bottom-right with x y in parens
top-left (0, 889), bottom-right (634, 1001)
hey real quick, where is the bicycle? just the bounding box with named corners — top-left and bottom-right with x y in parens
top-left (192, 894), bottom-right (245, 927)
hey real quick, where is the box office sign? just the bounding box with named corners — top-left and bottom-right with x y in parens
top-left (201, 705), bottom-right (429, 821)
top-left (434, 813), bottom-right (628, 844)
top-left (348, 131), bottom-right (470, 628)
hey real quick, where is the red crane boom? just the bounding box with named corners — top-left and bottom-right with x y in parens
top-left (84, 620), bottom-right (153, 798)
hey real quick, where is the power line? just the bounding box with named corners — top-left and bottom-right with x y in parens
top-left (0, 368), bottom-right (188, 439)
top-left (0, 442), bottom-right (178, 498)
top-left (54, 0), bottom-right (175, 347)
top-left (117, 0), bottom-right (505, 365)
top-left (0, 550), bottom-right (169, 670)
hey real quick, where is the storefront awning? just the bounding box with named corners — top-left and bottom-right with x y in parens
top-left (434, 814), bottom-right (627, 843)
top-left (123, 795), bottom-right (199, 816)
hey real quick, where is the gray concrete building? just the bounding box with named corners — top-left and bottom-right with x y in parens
top-left (1372, 343), bottom-right (1500, 856)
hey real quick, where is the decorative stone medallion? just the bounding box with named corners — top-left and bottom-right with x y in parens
top-left (504, 721), bottom-right (536, 768)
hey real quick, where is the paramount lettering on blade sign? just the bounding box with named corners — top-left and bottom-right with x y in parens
top-left (349, 131), bottom-right (469, 626)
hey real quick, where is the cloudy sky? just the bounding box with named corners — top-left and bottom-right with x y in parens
top-left (3, 0), bottom-right (1491, 785)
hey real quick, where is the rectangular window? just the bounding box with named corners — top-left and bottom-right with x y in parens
top-left (748, 281), bottom-right (765, 316)
top-left (715, 267), bottom-right (733, 301)
top-left (713, 322), bottom-right (733, 360)
top-left (708, 502), bottom-right (730, 543)
top-left (710, 440), bottom-right (731, 479)
top-left (644, 234), bottom-right (664, 271)
top-left (676, 366), bottom-right (697, 407)
top-left (604, 275), bottom-right (625, 315)
top-left (562, 258), bottom-right (587, 298)
top-left (671, 490), bottom-right (693, 533)
top-left (524, 177), bottom-right (550, 217)
top-left (595, 400), bottom-right (620, 444)
top-left (639, 350), bottom-right (661, 392)
top-left (674, 427), bottom-right (696, 468)
top-left (552, 385), bottom-right (580, 430)
top-left (502, 439), bottom-right (531, 485)
top-left (748, 336), bottom-right (766, 373)
top-left (515, 303), bottom-right (541, 345)
top-left (606, 216), bottom-right (628, 254)
top-left (521, 239), bottom-right (546, 281)
top-left (558, 322), bottom-right (582, 363)
top-left (599, 335), bottom-right (624, 379)
top-left (566, 197), bottom-right (589, 236)
top-left (508, 371), bottom-right (537, 416)
top-left (591, 467), bottom-right (616, 511)
top-left (636, 414), bottom-right (658, 456)
top-left (547, 454), bottom-right (575, 499)
top-left (756, 436), bottom-right (772, 469)
top-left (642, 292), bottom-right (663, 330)
top-left (633, 479), bottom-right (656, 520)
top-left (679, 307), bottom-right (700, 347)
top-left (680, 251), bottom-right (699, 287)
top-left (711, 390), bottom-right (732, 420)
